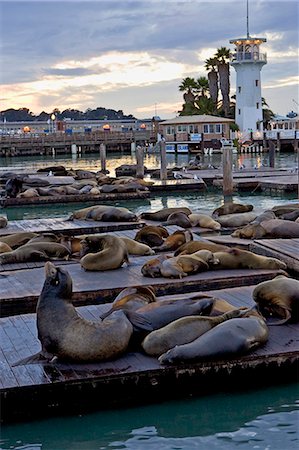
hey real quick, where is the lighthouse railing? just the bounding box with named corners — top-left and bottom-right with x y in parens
top-left (230, 52), bottom-right (267, 63)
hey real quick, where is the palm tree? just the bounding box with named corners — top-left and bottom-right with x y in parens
top-left (204, 57), bottom-right (219, 108)
top-left (179, 77), bottom-right (198, 105)
top-left (195, 76), bottom-right (209, 98)
top-left (195, 96), bottom-right (216, 115)
top-left (215, 47), bottom-right (231, 117)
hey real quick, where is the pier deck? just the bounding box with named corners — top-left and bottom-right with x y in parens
top-left (249, 238), bottom-right (299, 274)
top-left (1, 284), bottom-right (298, 423)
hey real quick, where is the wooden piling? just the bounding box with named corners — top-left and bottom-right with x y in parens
top-left (277, 132), bottom-right (281, 152)
top-left (136, 145), bottom-right (144, 179)
top-left (222, 146), bottom-right (234, 200)
top-left (160, 140), bottom-right (167, 180)
top-left (269, 140), bottom-right (275, 168)
top-left (100, 143), bottom-right (106, 172)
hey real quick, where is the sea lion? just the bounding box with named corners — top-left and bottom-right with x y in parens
top-left (213, 248), bottom-right (287, 270)
top-left (67, 205), bottom-right (110, 220)
top-left (159, 316), bottom-right (268, 364)
top-left (258, 219), bottom-right (299, 238)
top-left (142, 308), bottom-right (249, 356)
top-left (100, 286), bottom-right (156, 320)
top-left (141, 254), bottom-right (171, 278)
top-left (0, 242), bottom-right (12, 253)
top-left (5, 177), bottom-right (23, 198)
top-left (80, 235), bottom-right (129, 271)
top-left (17, 188), bottom-right (39, 198)
top-left (120, 237), bottom-right (155, 256)
top-left (271, 204), bottom-right (299, 217)
top-left (160, 254), bottom-right (209, 278)
top-left (280, 210), bottom-right (299, 221)
top-left (231, 210), bottom-right (287, 239)
top-left (216, 212), bottom-right (257, 228)
top-left (21, 242), bottom-right (71, 259)
top-left (27, 233), bottom-right (60, 244)
top-left (162, 212), bottom-right (192, 228)
top-left (0, 216), bottom-right (8, 228)
top-left (18, 262), bottom-right (147, 363)
top-left (212, 202), bottom-right (254, 218)
top-left (187, 214), bottom-right (221, 230)
top-left (154, 230), bottom-right (193, 252)
top-left (134, 225), bottom-right (169, 248)
top-left (140, 207), bottom-right (192, 221)
top-left (0, 248), bottom-right (49, 264)
top-left (88, 206), bottom-right (137, 222)
top-left (252, 275), bottom-right (299, 324)
top-left (174, 240), bottom-right (229, 256)
top-left (135, 296), bottom-right (215, 330)
top-left (0, 232), bottom-right (38, 249)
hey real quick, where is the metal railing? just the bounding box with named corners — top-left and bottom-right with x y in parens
top-left (231, 52), bottom-right (267, 63)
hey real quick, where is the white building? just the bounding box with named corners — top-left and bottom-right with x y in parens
top-left (230, 36), bottom-right (267, 134)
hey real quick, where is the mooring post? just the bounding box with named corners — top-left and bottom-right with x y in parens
top-left (136, 145), bottom-right (144, 178)
top-left (277, 132), bottom-right (281, 152)
top-left (222, 146), bottom-right (234, 202)
top-left (100, 143), bottom-right (106, 172)
top-left (160, 140), bottom-right (167, 180)
top-left (263, 131), bottom-right (267, 151)
top-left (269, 140), bottom-right (275, 168)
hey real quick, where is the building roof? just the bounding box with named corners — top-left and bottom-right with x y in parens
top-left (160, 115), bottom-right (234, 125)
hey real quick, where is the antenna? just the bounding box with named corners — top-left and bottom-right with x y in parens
top-left (246, 0), bottom-right (250, 38)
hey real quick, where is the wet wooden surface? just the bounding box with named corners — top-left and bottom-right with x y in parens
top-left (0, 284), bottom-right (298, 422)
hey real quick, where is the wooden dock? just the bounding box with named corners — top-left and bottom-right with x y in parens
top-left (249, 238), bottom-right (299, 274)
top-left (1, 284), bottom-right (298, 423)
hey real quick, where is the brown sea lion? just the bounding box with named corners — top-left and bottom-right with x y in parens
top-left (280, 210), bottom-right (299, 221)
top-left (154, 230), bottom-right (193, 252)
top-left (141, 254), bottom-right (171, 278)
top-left (159, 316), bottom-right (269, 364)
top-left (174, 240), bottom-right (229, 256)
top-left (140, 207), bottom-right (192, 221)
top-left (100, 286), bottom-right (156, 320)
top-left (15, 262), bottom-right (148, 364)
top-left (134, 225), bottom-right (169, 248)
top-left (142, 308), bottom-right (249, 356)
top-left (87, 206), bottom-right (137, 222)
top-left (271, 204), bottom-right (299, 217)
top-left (17, 188), bottom-right (39, 198)
top-left (252, 275), bottom-right (299, 324)
top-left (0, 248), bottom-right (49, 264)
top-left (216, 212), bottom-right (257, 228)
top-left (0, 242), bottom-right (12, 253)
top-left (212, 202), bottom-right (254, 218)
top-left (0, 232), bottom-right (38, 249)
top-left (188, 214), bottom-right (221, 230)
top-left (0, 216), bottom-right (8, 228)
top-left (21, 242), bottom-right (71, 259)
top-left (258, 219), bottom-right (299, 238)
top-left (160, 254), bottom-right (209, 278)
top-left (80, 235), bottom-right (129, 271)
top-left (27, 233), bottom-right (60, 244)
top-left (162, 212), bottom-right (192, 228)
top-left (135, 296), bottom-right (215, 330)
top-left (213, 248), bottom-right (287, 270)
top-left (231, 210), bottom-right (289, 239)
top-left (120, 237), bottom-right (155, 256)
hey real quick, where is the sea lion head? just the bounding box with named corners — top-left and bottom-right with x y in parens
top-left (43, 262), bottom-right (73, 301)
top-left (253, 277), bottom-right (292, 324)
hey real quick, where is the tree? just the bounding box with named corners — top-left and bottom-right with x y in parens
top-left (215, 47), bottom-right (231, 117)
top-left (195, 76), bottom-right (209, 98)
top-left (204, 57), bottom-right (219, 107)
top-left (179, 77), bottom-right (198, 105)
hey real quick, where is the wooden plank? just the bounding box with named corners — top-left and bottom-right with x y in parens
top-left (250, 239), bottom-right (299, 273)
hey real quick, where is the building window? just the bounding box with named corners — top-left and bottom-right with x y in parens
top-left (238, 86), bottom-right (241, 93)
top-left (256, 102), bottom-right (259, 109)
top-left (203, 124), bottom-right (209, 133)
top-left (255, 80), bottom-right (259, 86)
top-left (166, 126), bottom-right (172, 135)
top-left (238, 109), bottom-right (241, 115)
top-left (215, 124), bottom-right (221, 133)
top-left (209, 124), bottom-right (214, 133)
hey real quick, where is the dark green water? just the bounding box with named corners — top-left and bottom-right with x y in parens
top-left (0, 152), bottom-right (298, 448)
top-left (1, 383), bottom-right (298, 449)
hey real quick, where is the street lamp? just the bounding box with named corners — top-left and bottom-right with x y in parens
top-left (51, 113), bottom-right (56, 133)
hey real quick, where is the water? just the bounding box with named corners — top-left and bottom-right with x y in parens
top-left (0, 152), bottom-right (298, 448)
top-left (0, 151), bottom-right (297, 221)
top-left (0, 383), bottom-right (298, 449)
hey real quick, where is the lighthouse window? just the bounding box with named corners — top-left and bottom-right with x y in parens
top-left (256, 102), bottom-right (259, 109)
top-left (255, 80), bottom-right (259, 86)
top-left (238, 86), bottom-right (241, 93)
top-left (238, 109), bottom-right (241, 115)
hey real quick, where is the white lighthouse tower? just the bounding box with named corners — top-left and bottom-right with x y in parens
top-left (230, 3), bottom-right (267, 135)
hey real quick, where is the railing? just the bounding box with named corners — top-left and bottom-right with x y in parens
top-left (230, 52), bottom-right (267, 63)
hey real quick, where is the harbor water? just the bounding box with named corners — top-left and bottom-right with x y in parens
top-left (0, 151), bottom-right (298, 449)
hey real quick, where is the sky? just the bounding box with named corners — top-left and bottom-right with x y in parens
top-left (0, 0), bottom-right (298, 119)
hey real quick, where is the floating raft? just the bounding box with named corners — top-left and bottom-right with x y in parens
top-left (249, 238), bottom-right (299, 274)
top-left (0, 254), bottom-right (285, 316)
top-left (1, 284), bottom-right (298, 423)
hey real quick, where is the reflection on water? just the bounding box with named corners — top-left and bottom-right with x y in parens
top-left (0, 151), bottom-right (297, 177)
top-left (0, 383), bottom-right (298, 449)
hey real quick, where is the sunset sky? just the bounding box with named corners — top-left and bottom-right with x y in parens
top-left (1, 0), bottom-right (298, 119)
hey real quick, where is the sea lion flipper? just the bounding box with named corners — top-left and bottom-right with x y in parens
top-left (12, 351), bottom-right (53, 366)
top-left (125, 311), bottom-right (153, 332)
